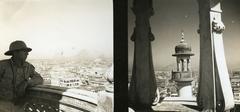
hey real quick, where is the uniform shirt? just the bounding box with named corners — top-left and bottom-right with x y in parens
top-left (14, 63), bottom-right (26, 88)
top-left (0, 59), bottom-right (43, 101)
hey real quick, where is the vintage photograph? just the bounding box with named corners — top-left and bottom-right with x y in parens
top-left (128, 0), bottom-right (240, 111)
top-left (0, 0), bottom-right (113, 112)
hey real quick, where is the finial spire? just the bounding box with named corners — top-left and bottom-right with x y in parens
top-left (180, 30), bottom-right (185, 43)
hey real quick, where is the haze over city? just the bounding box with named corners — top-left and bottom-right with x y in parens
top-left (0, 0), bottom-right (113, 60)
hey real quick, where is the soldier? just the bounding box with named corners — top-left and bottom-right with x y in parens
top-left (0, 40), bottom-right (43, 112)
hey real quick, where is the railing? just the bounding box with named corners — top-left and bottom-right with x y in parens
top-left (171, 71), bottom-right (193, 82)
top-left (22, 66), bottom-right (113, 112)
top-left (23, 85), bottom-right (102, 112)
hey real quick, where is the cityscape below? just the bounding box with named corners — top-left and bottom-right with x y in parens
top-left (129, 70), bottom-right (240, 103)
top-left (28, 55), bottom-right (113, 93)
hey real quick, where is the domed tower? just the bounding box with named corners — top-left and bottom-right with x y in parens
top-left (172, 31), bottom-right (194, 98)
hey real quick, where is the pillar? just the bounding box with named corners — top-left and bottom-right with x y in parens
top-left (187, 59), bottom-right (191, 71)
top-left (183, 59), bottom-right (187, 71)
top-left (128, 0), bottom-right (158, 110)
top-left (177, 58), bottom-right (181, 71)
top-left (197, 0), bottom-right (234, 111)
top-left (181, 59), bottom-right (184, 71)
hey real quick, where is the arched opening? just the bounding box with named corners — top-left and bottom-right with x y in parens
top-left (128, 0), bottom-right (240, 111)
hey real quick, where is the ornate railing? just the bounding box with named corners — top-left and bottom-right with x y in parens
top-left (23, 85), bottom-right (99, 112)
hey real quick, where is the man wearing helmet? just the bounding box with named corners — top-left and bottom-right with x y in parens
top-left (0, 40), bottom-right (43, 112)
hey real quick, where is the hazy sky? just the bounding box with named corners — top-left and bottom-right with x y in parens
top-left (0, 0), bottom-right (113, 59)
top-left (128, 0), bottom-right (240, 71)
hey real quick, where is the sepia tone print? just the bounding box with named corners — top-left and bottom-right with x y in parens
top-left (128, 0), bottom-right (240, 111)
top-left (0, 0), bottom-right (113, 112)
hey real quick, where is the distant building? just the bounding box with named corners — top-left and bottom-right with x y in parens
top-left (156, 78), bottom-right (167, 88)
top-left (171, 31), bottom-right (194, 98)
top-left (43, 77), bottom-right (51, 85)
top-left (59, 77), bottom-right (81, 88)
top-left (230, 71), bottom-right (240, 104)
top-left (49, 68), bottom-right (81, 88)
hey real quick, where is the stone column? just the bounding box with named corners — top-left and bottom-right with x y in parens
top-left (177, 58), bottom-right (180, 71)
top-left (128, 0), bottom-right (157, 110)
top-left (181, 59), bottom-right (184, 71)
top-left (197, 0), bottom-right (234, 111)
top-left (197, 0), bottom-right (215, 110)
top-left (183, 59), bottom-right (187, 71)
top-left (187, 59), bottom-right (191, 71)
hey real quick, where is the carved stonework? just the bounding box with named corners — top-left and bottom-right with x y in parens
top-left (212, 18), bottom-right (225, 33)
top-left (24, 100), bottom-right (60, 112)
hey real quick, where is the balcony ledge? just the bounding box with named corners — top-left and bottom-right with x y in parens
top-left (23, 85), bottom-right (112, 112)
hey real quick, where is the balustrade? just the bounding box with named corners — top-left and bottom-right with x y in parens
top-left (23, 85), bottom-right (99, 112)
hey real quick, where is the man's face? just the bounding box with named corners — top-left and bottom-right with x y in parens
top-left (13, 50), bottom-right (29, 62)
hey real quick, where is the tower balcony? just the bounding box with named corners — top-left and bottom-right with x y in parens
top-left (171, 71), bottom-right (193, 82)
top-left (22, 85), bottom-right (113, 112)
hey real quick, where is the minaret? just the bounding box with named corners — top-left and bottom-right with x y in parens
top-left (172, 31), bottom-right (194, 98)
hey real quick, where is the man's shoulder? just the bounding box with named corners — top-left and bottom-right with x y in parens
top-left (0, 59), bottom-right (11, 70)
top-left (0, 59), bottom-right (10, 65)
top-left (25, 61), bottom-right (35, 68)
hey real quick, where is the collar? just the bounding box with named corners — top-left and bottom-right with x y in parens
top-left (10, 58), bottom-right (28, 67)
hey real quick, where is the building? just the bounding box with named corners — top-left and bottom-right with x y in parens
top-left (43, 77), bottom-right (51, 85)
top-left (230, 71), bottom-right (240, 104)
top-left (59, 77), bottom-right (81, 88)
top-left (171, 31), bottom-right (194, 98)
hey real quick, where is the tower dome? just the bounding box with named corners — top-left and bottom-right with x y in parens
top-left (173, 31), bottom-right (194, 56)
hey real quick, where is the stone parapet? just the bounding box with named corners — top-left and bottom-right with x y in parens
top-left (24, 85), bottom-right (98, 112)
top-left (172, 71), bottom-right (193, 82)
